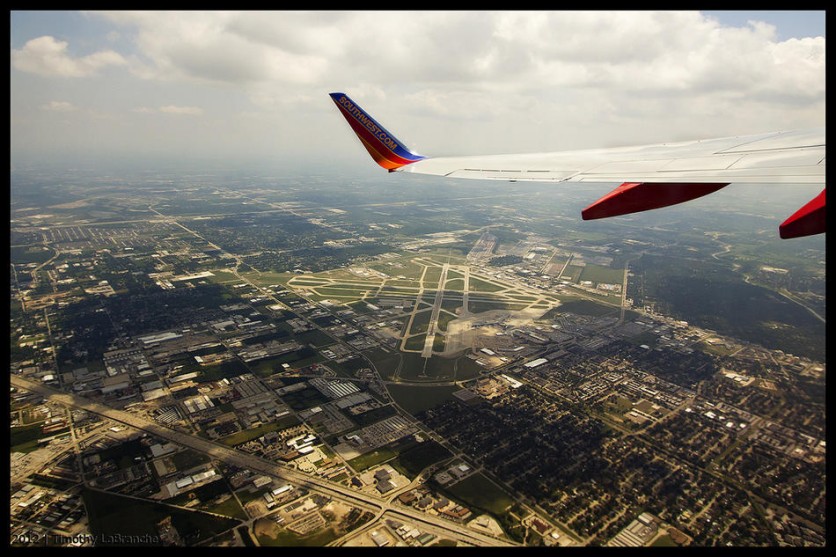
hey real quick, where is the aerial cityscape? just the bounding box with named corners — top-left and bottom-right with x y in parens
top-left (10, 167), bottom-right (825, 547)
top-left (10, 9), bottom-right (825, 550)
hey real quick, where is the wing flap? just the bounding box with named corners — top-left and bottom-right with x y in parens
top-left (444, 168), bottom-right (580, 181)
top-left (584, 154), bottom-right (742, 175)
top-left (718, 128), bottom-right (824, 152)
top-left (727, 148), bottom-right (825, 170)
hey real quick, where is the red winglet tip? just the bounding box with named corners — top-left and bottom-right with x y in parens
top-left (779, 189), bottom-right (826, 239)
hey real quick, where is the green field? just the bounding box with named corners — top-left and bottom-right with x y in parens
top-left (10, 422), bottom-right (67, 453)
top-left (407, 309), bottom-right (433, 335)
top-left (424, 252), bottom-right (467, 265)
top-left (578, 263), bottom-right (624, 285)
top-left (289, 278), bottom-right (332, 286)
top-left (444, 472), bottom-right (516, 516)
top-left (280, 386), bottom-right (330, 410)
top-left (446, 269), bottom-right (463, 280)
top-left (295, 329), bottom-right (336, 347)
top-left (391, 440), bottom-right (453, 477)
top-left (312, 286), bottom-right (373, 297)
top-left (217, 415), bottom-right (300, 447)
top-left (204, 270), bottom-right (240, 284)
top-left (468, 277), bottom-right (506, 293)
top-left (403, 333), bottom-right (427, 351)
top-left (347, 447), bottom-right (398, 472)
top-left (387, 352), bottom-right (483, 383)
top-left (242, 271), bottom-right (295, 287)
top-left (444, 278), bottom-right (464, 290)
top-left (11, 423), bottom-right (45, 448)
top-left (170, 449), bottom-right (211, 471)
top-left (436, 310), bottom-right (458, 332)
top-left (321, 354), bottom-right (371, 379)
top-left (362, 347), bottom-right (401, 377)
top-left (469, 300), bottom-right (531, 313)
top-left (651, 534), bottom-right (678, 547)
top-left (542, 299), bottom-right (620, 318)
top-left (350, 437), bottom-right (445, 480)
top-left (169, 480), bottom-right (248, 521)
top-left (561, 265), bottom-right (585, 282)
top-left (440, 297), bottom-right (463, 314)
top-left (383, 279), bottom-right (417, 287)
top-left (10, 245), bottom-right (55, 265)
top-left (195, 360), bottom-right (251, 382)
top-left (423, 266), bottom-right (443, 287)
top-left (379, 284), bottom-right (422, 294)
top-left (387, 383), bottom-right (460, 415)
top-left (257, 526), bottom-right (340, 547)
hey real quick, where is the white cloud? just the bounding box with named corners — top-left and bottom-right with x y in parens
top-left (158, 105), bottom-right (203, 115)
top-left (88, 12), bottom-right (824, 109)
top-left (11, 11), bottom-right (825, 163)
top-left (12, 35), bottom-right (126, 77)
top-left (94, 11), bottom-right (329, 85)
top-left (40, 100), bottom-right (78, 112)
top-left (131, 105), bottom-right (203, 115)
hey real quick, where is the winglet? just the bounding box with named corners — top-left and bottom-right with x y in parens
top-left (779, 188), bottom-right (826, 239)
top-left (329, 92), bottom-right (425, 170)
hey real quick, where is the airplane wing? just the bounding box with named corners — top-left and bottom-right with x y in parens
top-left (329, 92), bottom-right (825, 239)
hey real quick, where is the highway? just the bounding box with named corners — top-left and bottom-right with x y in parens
top-left (10, 375), bottom-right (516, 547)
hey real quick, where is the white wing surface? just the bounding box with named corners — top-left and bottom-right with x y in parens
top-left (398, 129), bottom-right (824, 185)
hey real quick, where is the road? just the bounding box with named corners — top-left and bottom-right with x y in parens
top-left (10, 375), bottom-right (516, 547)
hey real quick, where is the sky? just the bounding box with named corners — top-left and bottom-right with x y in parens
top-left (9, 10), bottom-right (826, 174)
